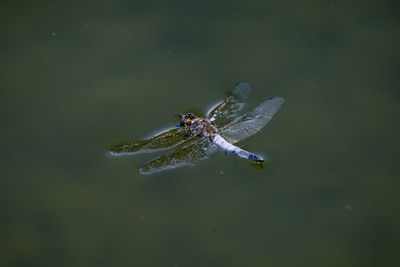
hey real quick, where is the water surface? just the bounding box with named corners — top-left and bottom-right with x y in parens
top-left (1, 0), bottom-right (399, 266)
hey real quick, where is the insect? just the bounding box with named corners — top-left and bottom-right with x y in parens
top-left (110, 82), bottom-right (285, 174)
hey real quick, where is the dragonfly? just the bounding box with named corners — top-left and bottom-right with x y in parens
top-left (109, 82), bottom-right (285, 174)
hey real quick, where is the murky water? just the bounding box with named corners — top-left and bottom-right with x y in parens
top-left (1, 1), bottom-right (399, 266)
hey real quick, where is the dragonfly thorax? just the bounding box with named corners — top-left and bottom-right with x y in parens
top-left (181, 113), bottom-right (218, 138)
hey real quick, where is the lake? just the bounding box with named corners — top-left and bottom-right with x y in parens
top-left (1, 0), bottom-right (399, 266)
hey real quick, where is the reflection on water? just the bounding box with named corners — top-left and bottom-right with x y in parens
top-left (1, 0), bottom-right (399, 266)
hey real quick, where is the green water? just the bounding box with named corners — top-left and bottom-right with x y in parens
top-left (1, 1), bottom-right (399, 266)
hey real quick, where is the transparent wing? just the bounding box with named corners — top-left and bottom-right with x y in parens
top-left (220, 97), bottom-right (285, 144)
top-left (206, 82), bottom-right (251, 127)
top-left (139, 137), bottom-right (218, 175)
top-left (109, 127), bottom-right (189, 154)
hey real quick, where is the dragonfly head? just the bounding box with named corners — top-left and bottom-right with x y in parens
top-left (180, 113), bottom-right (195, 126)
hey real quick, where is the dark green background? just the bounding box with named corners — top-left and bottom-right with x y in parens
top-left (1, 0), bottom-right (399, 266)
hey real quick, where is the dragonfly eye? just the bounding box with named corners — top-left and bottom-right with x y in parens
top-left (186, 113), bottom-right (195, 119)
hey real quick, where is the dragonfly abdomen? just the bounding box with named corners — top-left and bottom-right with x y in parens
top-left (212, 134), bottom-right (264, 162)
